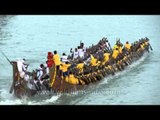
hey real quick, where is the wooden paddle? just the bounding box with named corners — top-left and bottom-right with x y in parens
top-left (0, 51), bottom-right (15, 94)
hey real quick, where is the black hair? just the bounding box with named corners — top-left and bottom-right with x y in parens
top-left (40, 64), bottom-right (44, 68)
top-left (54, 50), bottom-right (57, 54)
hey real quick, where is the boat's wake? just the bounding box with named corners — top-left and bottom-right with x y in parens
top-left (0, 89), bottom-right (22, 105)
top-left (0, 88), bottom-right (60, 105)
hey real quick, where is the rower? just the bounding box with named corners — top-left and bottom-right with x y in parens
top-left (36, 64), bottom-right (49, 80)
top-left (68, 72), bottom-right (79, 85)
top-left (105, 39), bottom-right (112, 52)
top-left (33, 76), bottom-right (42, 92)
top-left (112, 48), bottom-right (119, 63)
top-left (90, 54), bottom-right (98, 66)
top-left (102, 51), bottom-right (110, 65)
top-left (76, 60), bottom-right (84, 73)
top-left (145, 38), bottom-right (153, 52)
top-left (124, 41), bottom-right (131, 51)
top-left (61, 61), bottom-right (71, 80)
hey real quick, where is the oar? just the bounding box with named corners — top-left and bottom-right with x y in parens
top-left (80, 40), bottom-right (82, 45)
top-left (0, 51), bottom-right (12, 65)
top-left (9, 82), bottom-right (14, 94)
top-left (149, 43), bottom-right (153, 51)
top-left (0, 51), bottom-right (15, 93)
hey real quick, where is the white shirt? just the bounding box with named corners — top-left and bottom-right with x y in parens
top-left (46, 67), bottom-right (49, 74)
top-left (73, 51), bottom-right (79, 59)
top-left (17, 60), bottom-right (25, 72)
top-left (61, 55), bottom-right (68, 62)
top-left (83, 47), bottom-right (87, 52)
top-left (106, 42), bottom-right (110, 48)
top-left (37, 67), bottom-right (43, 80)
top-left (78, 48), bottom-right (84, 58)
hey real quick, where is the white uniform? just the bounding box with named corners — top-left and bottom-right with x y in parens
top-left (83, 47), bottom-right (87, 52)
top-left (106, 42), bottom-right (110, 48)
top-left (78, 48), bottom-right (84, 58)
top-left (17, 60), bottom-right (25, 78)
top-left (73, 51), bottom-right (79, 59)
top-left (61, 55), bottom-right (68, 62)
top-left (37, 67), bottom-right (43, 80)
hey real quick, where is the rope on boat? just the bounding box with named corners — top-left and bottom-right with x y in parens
top-left (50, 66), bottom-right (57, 87)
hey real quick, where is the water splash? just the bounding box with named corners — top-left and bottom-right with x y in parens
top-left (0, 88), bottom-right (60, 105)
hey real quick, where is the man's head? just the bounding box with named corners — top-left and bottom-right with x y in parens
top-left (54, 50), bottom-right (57, 54)
top-left (40, 64), bottom-right (44, 68)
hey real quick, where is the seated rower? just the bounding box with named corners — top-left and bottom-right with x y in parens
top-left (124, 41), bottom-right (131, 51)
top-left (144, 38), bottom-right (153, 52)
top-left (38, 64), bottom-right (50, 80)
top-left (39, 78), bottom-right (51, 92)
top-left (90, 54), bottom-right (99, 66)
top-left (102, 51), bottom-right (110, 65)
top-left (33, 76), bottom-right (42, 92)
top-left (68, 72), bottom-right (79, 85)
top-left (76, 60), bottom-right (84, 73)
top-left (61, 61), bottom-right (71, 80)
top-left (118, 44), bottom-right (123, 54)
top-left (112, 48), bottom-right (119, 63)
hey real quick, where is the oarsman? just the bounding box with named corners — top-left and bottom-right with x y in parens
top-left (76, 60), bottom-right (84, 74)
top-left (61, 61), bottom-right (71, 80)
top-left (124, 41), bottom-right (131, 51)
top-left (33, 76), bottom-right (42, 92)
top-left (112, 48), bottom-right (119, 63)
top-left (144, 37), bottom-right (153, 52)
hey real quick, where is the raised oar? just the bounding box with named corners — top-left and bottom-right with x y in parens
top-left (0, 51), bottom-right (12, 65)
top-left (0, 51), bottom-right (14, 93)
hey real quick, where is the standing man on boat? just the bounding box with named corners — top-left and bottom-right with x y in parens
top-left (17, 58), bottom-right (28, 80)
top-left (78, 46), bottom-right (85, 59)
top-left (124, 41), bottom-right (131, 52)
top-left (61, 53), bottom-right (68, 63)
top-left (46, 52), bottom-right (54, 68)
top-left (70, 48), bottom-right (79, 60)
top-left (53, 50), bottom-right (61, 76)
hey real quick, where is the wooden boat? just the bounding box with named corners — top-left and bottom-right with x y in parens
top-left (9, 37), bottom-right (152, 99)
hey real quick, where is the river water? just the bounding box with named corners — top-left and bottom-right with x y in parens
top-left (0, 15), bottom-right (160, 105)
